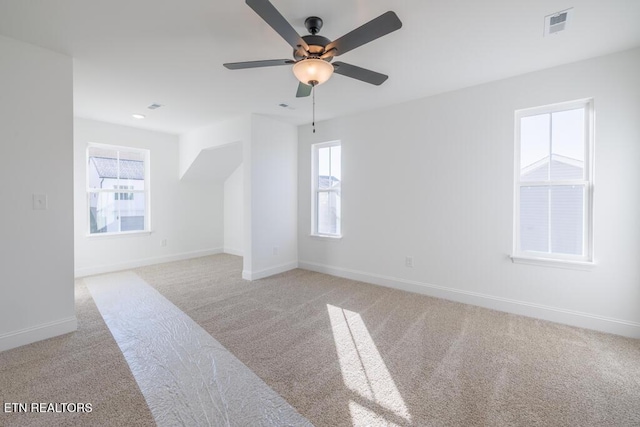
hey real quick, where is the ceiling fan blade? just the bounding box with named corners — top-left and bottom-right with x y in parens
top-left (326, 11), bottom-right (402, 56)
top-left (245, 0), bottom-right (309, 51)
top-left (223, 59), bottom-right (294, 70)
top-left (333, 62), bottom-right (388, 85)
top-left (296, 82), bottom-right (312, 98)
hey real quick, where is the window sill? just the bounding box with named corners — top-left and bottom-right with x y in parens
top-left (510, 255), bottom-right (595, 271)
top-left (85, 230), bottom-right (153, 239)
top-left (309, 234), bottom-right (342, 240)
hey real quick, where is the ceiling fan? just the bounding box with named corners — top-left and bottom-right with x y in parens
top-left (223, 0), bottom-right (403, 98)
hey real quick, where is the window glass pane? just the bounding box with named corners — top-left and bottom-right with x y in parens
top-left (314, 142), bottom-right (341, 236)
top-left (90, 192), bottom-right (118, 234)
top-left (119, 150), bottom-right (145, 190)
top-left (520, 186), bottom-right (549, 253)
top-left (520, 114), bottom-right (550, 181)
top-left (550, 185), bottom-right (584, 255)
top-left (317, 191), bottom-right (341, 235)
top-left (318, 147), bottom-right (331, 189)
top-left (88, 147), bottom-right (118, 190)
top-left (119, 194), bottom-right (146, 232)
top-left (114, 185), bottom-right (135, 201)
top-left (87, 145), bottom-right (148, 235)
top-left (330, 145), bottom-right (341, 185)
top-left (551, 108), bottom-right (584, 180)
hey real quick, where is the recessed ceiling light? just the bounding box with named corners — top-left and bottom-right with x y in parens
top-left (132, 114), bottom-right (146, 119)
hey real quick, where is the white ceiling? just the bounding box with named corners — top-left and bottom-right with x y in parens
top-left (1, 0), bottom-right (639, 136)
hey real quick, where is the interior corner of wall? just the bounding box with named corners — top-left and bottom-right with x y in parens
top-left (178, 135), bottom-right (196, 180)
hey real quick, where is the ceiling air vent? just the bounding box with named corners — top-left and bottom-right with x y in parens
top-left (147, 103), bottom-right (163, 110)
top-left (544, 8), bottom-right (573, 36)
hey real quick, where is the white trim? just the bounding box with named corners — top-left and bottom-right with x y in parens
top-left (516, 98), bottom-right (591, 117)
top-left (309, 233), bottom-right (343, 240)
top-left (242, 261), bottom-right (298, 281)
top-left (75, 248), bottom-right (223, 278)
top-left (85, 230), bottom-right (153, 239)
top-left (298, 260), bottom-right (640, 339)
top-left (510, 255), bottom-right (596, 271)
top-left (223, 247), bottom-right (244, 257)
top-left (0, 316), bottom-right (78, 352)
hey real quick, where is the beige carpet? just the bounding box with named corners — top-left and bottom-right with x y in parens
top-left (135, 255), bottom-right (640, 427)
top-left (0, 278), bottom-right (154, 427)
top-left (2, 254), bottom-right (640, 426)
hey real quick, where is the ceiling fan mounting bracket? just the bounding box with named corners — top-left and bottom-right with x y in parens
top-left (304, 16), bottom-right (323, 35)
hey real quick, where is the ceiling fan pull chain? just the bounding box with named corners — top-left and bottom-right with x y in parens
top-left (312, 84), bottom-right (316, 133)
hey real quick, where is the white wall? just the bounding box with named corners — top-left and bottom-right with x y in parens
top-left (0, 35), bottom-right (75, 351)
top-left (179, 115), bottom-right (251, 179)
top-left (74, 118), bottom-right (224, 277)
top-left (224, 164), bottom-right (244, 256)
top-left (180, 113), bottom-right (298, 279)
top-left (244, 115), bottom-right (298, 280)
top-left (298, 48), bottom-right (640, 338)
top-left (179, 115), bottom-right (248, 270)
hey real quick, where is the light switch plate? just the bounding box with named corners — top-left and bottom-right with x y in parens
top-left (33, 194), bottom-right (48, 210)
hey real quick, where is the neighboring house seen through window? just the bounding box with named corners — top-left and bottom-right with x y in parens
top-left (513, 99), bottom-right (594, 264)
top-left (87, 144), bottom-right (149, 235)
top-left (114, 185), bottom-right (134, 201)
top-left (312, 141), bottom-right (341, 237)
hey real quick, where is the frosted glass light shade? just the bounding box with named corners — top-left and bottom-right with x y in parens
top-left (292, 58), bottom-right (334, 86)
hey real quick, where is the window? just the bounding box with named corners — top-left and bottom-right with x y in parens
top-left (114, 185), bottom-right (134, 201)
top-left (513, 99), bottom-right (594, 264)
top-left (312, 141), bottom-right (341, 237)
top-left (87, 144), bottom-right (150, 235)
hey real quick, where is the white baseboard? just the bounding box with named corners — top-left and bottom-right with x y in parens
top-left (75, 248), bottom-right (224, 278)
top-left (298, 260), bottom-right (640, 339)
top-left (243, 261), bottom-right (298, 281)
top-left (0, 316), bottom-right (78, 352)
top-left (223, 247), bottom-right (244, 257)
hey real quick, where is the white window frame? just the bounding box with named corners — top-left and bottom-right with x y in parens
top-left (512, 99), bottom-right (595, 268)
top-left (86, 143), bottom-right (151, 236)
top-left (311, 140), bottom-right (342, 238)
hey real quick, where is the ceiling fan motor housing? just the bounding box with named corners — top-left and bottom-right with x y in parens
top-left (294, 34), bottom-right (331, 60)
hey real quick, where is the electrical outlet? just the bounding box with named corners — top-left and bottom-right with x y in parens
top-left (405, 256), bottom-right (414, 268)
top-left (161, 239), bottom-right (167, 247)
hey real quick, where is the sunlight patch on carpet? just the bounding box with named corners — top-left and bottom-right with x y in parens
top-left (327, 304), bottom-right (411, 425)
